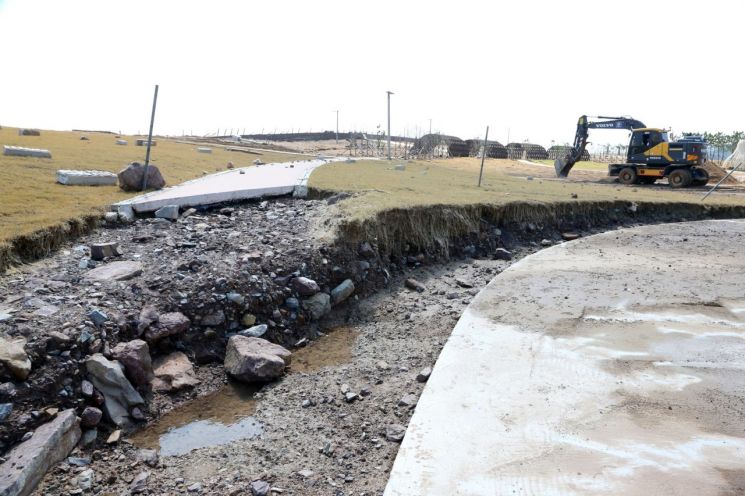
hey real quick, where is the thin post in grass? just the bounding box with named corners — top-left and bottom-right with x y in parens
top-left (478, 125), bottom-right (489, 187)
top-left (141, 84), bottom-right (159, 191)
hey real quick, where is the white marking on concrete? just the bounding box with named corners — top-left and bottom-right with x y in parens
top-left (385, 219), bottom-right (745, 496)
top-left (113, 158), bottom-right (340, 213)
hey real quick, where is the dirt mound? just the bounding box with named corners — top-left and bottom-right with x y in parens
top-left (703, 161), bottom-right (738, 185)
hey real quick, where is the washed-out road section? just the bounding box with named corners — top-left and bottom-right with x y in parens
top-left (386, 219), bottom-right (745, 495)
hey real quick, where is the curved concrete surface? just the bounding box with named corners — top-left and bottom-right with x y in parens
top-left (385, 220), bottom-right (745, 495)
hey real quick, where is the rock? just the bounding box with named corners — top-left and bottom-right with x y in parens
top-left (385, 423), bottom-right (406, 442)
top-left (398, 393), bottom-right (418, 409)
top-left (331, 279), bottom-right (355, 305)
top-left (0, 403), bottom-right (12, 423)
top-left (136, 448), bottom-right (159, 467)
top-left (117, 204), bottom-right (135, 223)
top-left (302, 292), bottom-right (331, 320)
top-left (358, 242), bottom-right (376, 259)
top-left (417, 367), bottom-right (432, 383)
top-left (455, 278), bottom-right (473, 288)
top-left (88, 309), bottom-right (109, 326)
top-left (79, 429), bottom-right (97, 447)
top-left (67, 456), bottom-right (90, 467)
top-left (494, 248), bottom-right (512, 261)
top-left (130, 471), bottom-right (150, 494)
top-left (47, 331), bottom-right (71, 346)
top-left (405, 278), bottom-right (426, 293)
top-left (226, 292), bottom-right (245, 305)
top-left (106, 429), bottom-right (121, 444)
top-left (239, 324), bottom-right (268, 338)
top-left (224, 336), bottom-right (291, 383)
top-left (297, 469), bottom-right (315, 478)
top-left (154, 205), bottom-right (179, 220)
top-left (77, 468), bottom-right (94, 490)
top-left (376, 360), bottom-right (390, 371)
top-left (290, 277), bottom-right (320, 297)
top-left (117, 162), bottom-right (166, 192)
top-left (111, 340), bottom-right (153, 386)
top-left (144, 312), bottom-right (190, 342)
top-left (344, 392), bottom-right (358, 403)
top-left (104, 211), bottom-right (119, 223)
top-left (0, 409), bottom-right (81, 496)
top-left (151, 352), bottom-right (199, 392)
top-left (249, 479), bottom-right (270, 496)
top-left (90, 242), bottom-right (122, 261)
top-left (241, 313), bottom-right (257, 327)
top-left (200, 310), bottom-right (225, 327)
top-left (0, 336), bottom-right (31, 380)
top-left (80, 407), bottom-right (102, 428)
top-left (84, 261), bottom-right (143, 282)
top-left (80, 380), bottom-right (94, 397)
top-left (540, 239), bottom-right (552, 247)
top-left (187, 482), bottom-right (202, 492)
top-left (561, 232), bottom-right (580, 241)
top-left (85, 354), bottom-right (144, 427)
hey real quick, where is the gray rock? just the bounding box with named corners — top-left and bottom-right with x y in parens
top-left (0, 403), bottom-right (12, 423)
top-left (151, 352), bottom-right (199, 392)
top-left (117, 162), bottom-right (166, 192)
top-left (187, 482), bottom-right (202, 492)
top-left (398, 393), bottom-right (418, 409)
top-left (80, 407), bottom-right (102, 428)
top-left (416, 367), bottom-right (432, 383)
top-left (0, 409), bottom-right (81, 496)
top-left (226, 292), bottom-right (245, 305)
top-left (137, 305), bottom-right (159, 335)
top-left (249, 480), bottom-right (270, 496)
top-left (104, 211), bottom-right (119, 223)
top-left (130, 471), bottom-right (150, 494)
top-left (290, 277), bottom-right (320, 297)
top-left (331, 279), bottom-right (355, 305)
top-left (302, 292), bottom-right (331, 320)
top-left (90, 242), bottom-right (121, 261)
top-left (455, 278), bottom-right (473, 288)
top-left (358, 242), bottom-right (376, 259)
top-left (239, 324), bottom-right (268, 338)
top-left (117, 204), bottom-right (135, 223)
top-left (200, 310), bottom-right (225, 327)
top-left (405, 278), bottom-right (426, 293)
top-left (77, 468), bottom-right (94, 490)
top-left (494, 248), bottom-right (512, 261)
top-left (385, 423), bottom-right (407, 442)
top-left (154, 205), bottom-right (179, 220)
top-left (80, 380), bottom-right (94, 397)
top-left (67, 457), bottom-right (90, 467)
top-left (111, 339), bottom-right (153, 386)
top-left (136, 448), bottom-right (159, 467)
top-left (144, 312), bottom-right (190, 342)
top-left (224, 336), bottom-right (291, 383)
top-left (0, 336), bottom-right (31, 380)
top-left (79, 429), bottom-right (97, 447)
top-left (84, 261), bottom-right (143, 282)
top-left (85, 354), bottom-right (144, 427)
top-left (540, 239), bottom-right (552, 247)
top-left (88, 309), bottom-right (109, 326)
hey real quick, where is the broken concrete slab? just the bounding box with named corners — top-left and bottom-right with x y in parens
top-left (3, 145), bottom-right (51, 158)
top-left (154, 205), bottom-right (179, 220)
top-left (113, 158), bottom-right (343, 213)
top-left (56, 170), bottom-right (118, 186)
top-left (196, 147), bottom-right (212, 154)
top-left (83, 261), bottom-right (143, 281)
top-left (0, 409), bottom-right (81, 496)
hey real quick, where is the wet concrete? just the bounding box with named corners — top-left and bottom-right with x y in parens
top-left (130, 326), bottom-right (359, 456)
top-left (386, 220), bottom-right (745, 496)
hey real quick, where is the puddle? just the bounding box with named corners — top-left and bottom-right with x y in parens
top-left (291, 326), bottom-right (359, 373)
top-left (131, 326), bottom-right (359, 456)
top-left (130, 381), bottom-right (262, 456)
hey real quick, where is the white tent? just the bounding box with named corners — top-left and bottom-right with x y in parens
top-left (722, 139), bottom-right (745, 170)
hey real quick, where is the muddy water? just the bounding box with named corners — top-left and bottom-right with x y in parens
top-left (131, 327), bottom-right (359, 456)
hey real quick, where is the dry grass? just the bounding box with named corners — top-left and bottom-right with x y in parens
top-left (535, 159), bottom-right (609, 171)
top-left (309, 158), bottom-right (745, 222)
top-left (0, 127), bottom-right (304, 241)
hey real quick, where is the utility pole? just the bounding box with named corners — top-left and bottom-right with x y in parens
top-left (141, 84), bottom-right (159, 191)
top-left (386, 91), bottom-right (394, 160)
top-left (478, 126), bottom-right (489, 187)
top-left (334, 110), bottom-right (339, 144)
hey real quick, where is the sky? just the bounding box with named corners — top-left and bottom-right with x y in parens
top-left (0, 0), bottom-right (743, 147)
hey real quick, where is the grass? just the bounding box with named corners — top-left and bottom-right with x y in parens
top-left (0, 127), bottom-right (304, 242)
top-left (534, 159), bottom-right (609, 171)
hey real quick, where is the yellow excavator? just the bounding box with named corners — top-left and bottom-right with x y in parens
top-left (555, 115), bottom-right (709, 187)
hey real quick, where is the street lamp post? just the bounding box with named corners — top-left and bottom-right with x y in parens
top-left (386, 91), bottom-right (394, 160)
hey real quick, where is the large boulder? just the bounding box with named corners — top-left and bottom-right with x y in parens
top-left (331, 279), bottom-right (355, 305)
top-left (117, 162), bottom-right (166, 192)
top-left (143, 312), bottom-right (190, 342)
top-left (85, 354), bottom-right (144, 427)
top-left (0, 409), bottom-right (81, 496)
top-left (290, 277), bottom-right (320, 297)
top-left (0, 336), bottom-right (31, 380)
top-left (111, 340), bottom-right (153, 386)
top-left (224, 336), bottom-right (291, 383)
top-left (151, 352), bottom-right (199, 392)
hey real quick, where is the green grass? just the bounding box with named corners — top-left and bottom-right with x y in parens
top-left (0, 127), bottom-right (305, 242)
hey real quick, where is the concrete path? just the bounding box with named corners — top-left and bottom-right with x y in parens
top-left (385, 220), bottom-right (745, 495)
top-left (113, 158), bottom-right (337, 213)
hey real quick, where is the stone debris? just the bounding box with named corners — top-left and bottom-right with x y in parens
top-left (302, 292), bottom-right (331, 320)
top-left (155, 205), bottom-right (180, 220)
top-left (142, 312), bottom-right (190, 342)
top-left (405, 278), bottom-right (426, 293)
top-left (111, 339), bottom-right (153, 386)
top-left (56, 170), bottom-right (117, 186)
top-left (80, 406), bottom-right (102, 428)
top-left (331, 279), bottom-right (355, 304)
top-left (85, 354), bottom-right (144, 427)
top-left (290, 277), bottom-right (320, 296)
top-left (416, 367), bottom-right (432, 383)
top-left (90, 242), bottom-right (122, 261)
top-left (224, 336), bottom-right (291, 383)
top-left (494, 248), bottom-right (512, 260)
top-left (385, 424), bottom-right (407, 442)
top-left (0, 409), bottom-right (80, 496)
top-left (3, 145), bottom-right (51, 158)
top-left (151, 352), bottom-right (200, 392)
top-left (0, 336), bottom-right (31, 380)
top-left (129, 471), bottom-right (150, 494)
top-left (84, 261), bottom-right (143, 281)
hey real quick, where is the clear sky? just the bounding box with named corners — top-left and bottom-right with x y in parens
top-left (0, 0), bottom-right (742, 147)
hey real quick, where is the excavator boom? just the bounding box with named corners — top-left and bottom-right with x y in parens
top-left (555, 115), bottom-right (645, 177)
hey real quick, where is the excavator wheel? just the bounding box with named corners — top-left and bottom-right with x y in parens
top-left (691, 168), bottom-right (710, 187)
top-left (618, 167), bottom-right (638, 185)
top-left (668, 169), bottom-right (693, 188)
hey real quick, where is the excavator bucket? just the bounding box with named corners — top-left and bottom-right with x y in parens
top-left (554, 158), bottom-right (573, 178)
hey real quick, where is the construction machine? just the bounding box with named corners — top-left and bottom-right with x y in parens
top-left (555, 115), bottom-right (709, 187)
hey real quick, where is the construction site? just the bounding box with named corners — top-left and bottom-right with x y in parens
top-left (2, 1), bottom-right (745, 496)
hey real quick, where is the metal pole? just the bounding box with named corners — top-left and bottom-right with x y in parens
top-left (387, 91), bottom-right (393, 160)
top-left (702, 162), bottom-right (743, 201)
top-left (478, 126), bottom-right (489, 187)
top-left (141, 84), bottom-right (159, 191)
top-left (335, 110), bottom-right (339, 144)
